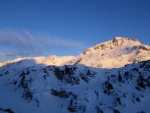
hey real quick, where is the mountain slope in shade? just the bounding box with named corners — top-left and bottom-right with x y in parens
top-left (0, 59), bottom-right (150, 113)
top-left (1, 37), bottom-right (150, 68)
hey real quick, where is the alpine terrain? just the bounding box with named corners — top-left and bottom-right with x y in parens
top-left (0, 37), bottom-right (150, 113)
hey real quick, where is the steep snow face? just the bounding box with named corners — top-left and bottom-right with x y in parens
top-left (72, 37), bottom-right (150, 68)
top-left (0, 37), bottom-right (150, 69)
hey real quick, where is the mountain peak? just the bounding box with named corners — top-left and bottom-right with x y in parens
top-left (93, 37), bottom-right (141, 49)
top-left (112, 37), bottom-right (141, 46)
top-left (79, 37), bottom-right (150, 68)
top-left (82, 37), bottom-right (142, 54)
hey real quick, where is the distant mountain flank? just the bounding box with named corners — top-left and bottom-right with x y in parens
top-left (1, 37), bottom-right (150, 68)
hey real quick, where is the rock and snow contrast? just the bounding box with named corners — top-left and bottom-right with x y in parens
top-left (0, 37), bottom-right (150, 113)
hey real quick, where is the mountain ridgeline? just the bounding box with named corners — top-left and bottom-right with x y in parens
top-left (0, 37), bottom-right (150, 113)
top-left (1, 37), bottom-right (150, 68)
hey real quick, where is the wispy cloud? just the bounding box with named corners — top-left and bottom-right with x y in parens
top-left (0, 30), bottom-right (36, 48)
top-left (39, 36), bottom-right (84, 48)
top-left (0, 29), bottom-right (85, 62)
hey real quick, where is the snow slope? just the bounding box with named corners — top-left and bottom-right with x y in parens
top-left (0, 59), bottom-right (150, 113)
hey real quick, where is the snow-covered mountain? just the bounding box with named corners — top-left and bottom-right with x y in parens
top-left (1, 37), bottom-right (150, 68)
top-left (75, 37), bottom-right (150, 68)
top-left (0, 37), bottom-right (150, 113)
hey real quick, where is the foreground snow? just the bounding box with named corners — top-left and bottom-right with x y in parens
top-left (0, 59), bottom-right (150, 113)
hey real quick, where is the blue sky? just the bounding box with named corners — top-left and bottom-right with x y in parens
top-left (0, 0), bottom-right (150, 62)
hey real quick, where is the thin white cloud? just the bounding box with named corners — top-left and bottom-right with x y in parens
top-left (0, 29), bottom-right (85, 62)
top-left (0, 29), bottom-right (36, 48)
top-left (39, 37), bottom-right (84, 48)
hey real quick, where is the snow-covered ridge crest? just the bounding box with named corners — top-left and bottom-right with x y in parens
top-left (0, 56), bottom-right (75, 67)
top-left (83, 37), bottom-right (141, 53)
top-left (76, 37), bottom-right (150, 68)
top-left (0, 37), bottom-right (150, 68)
